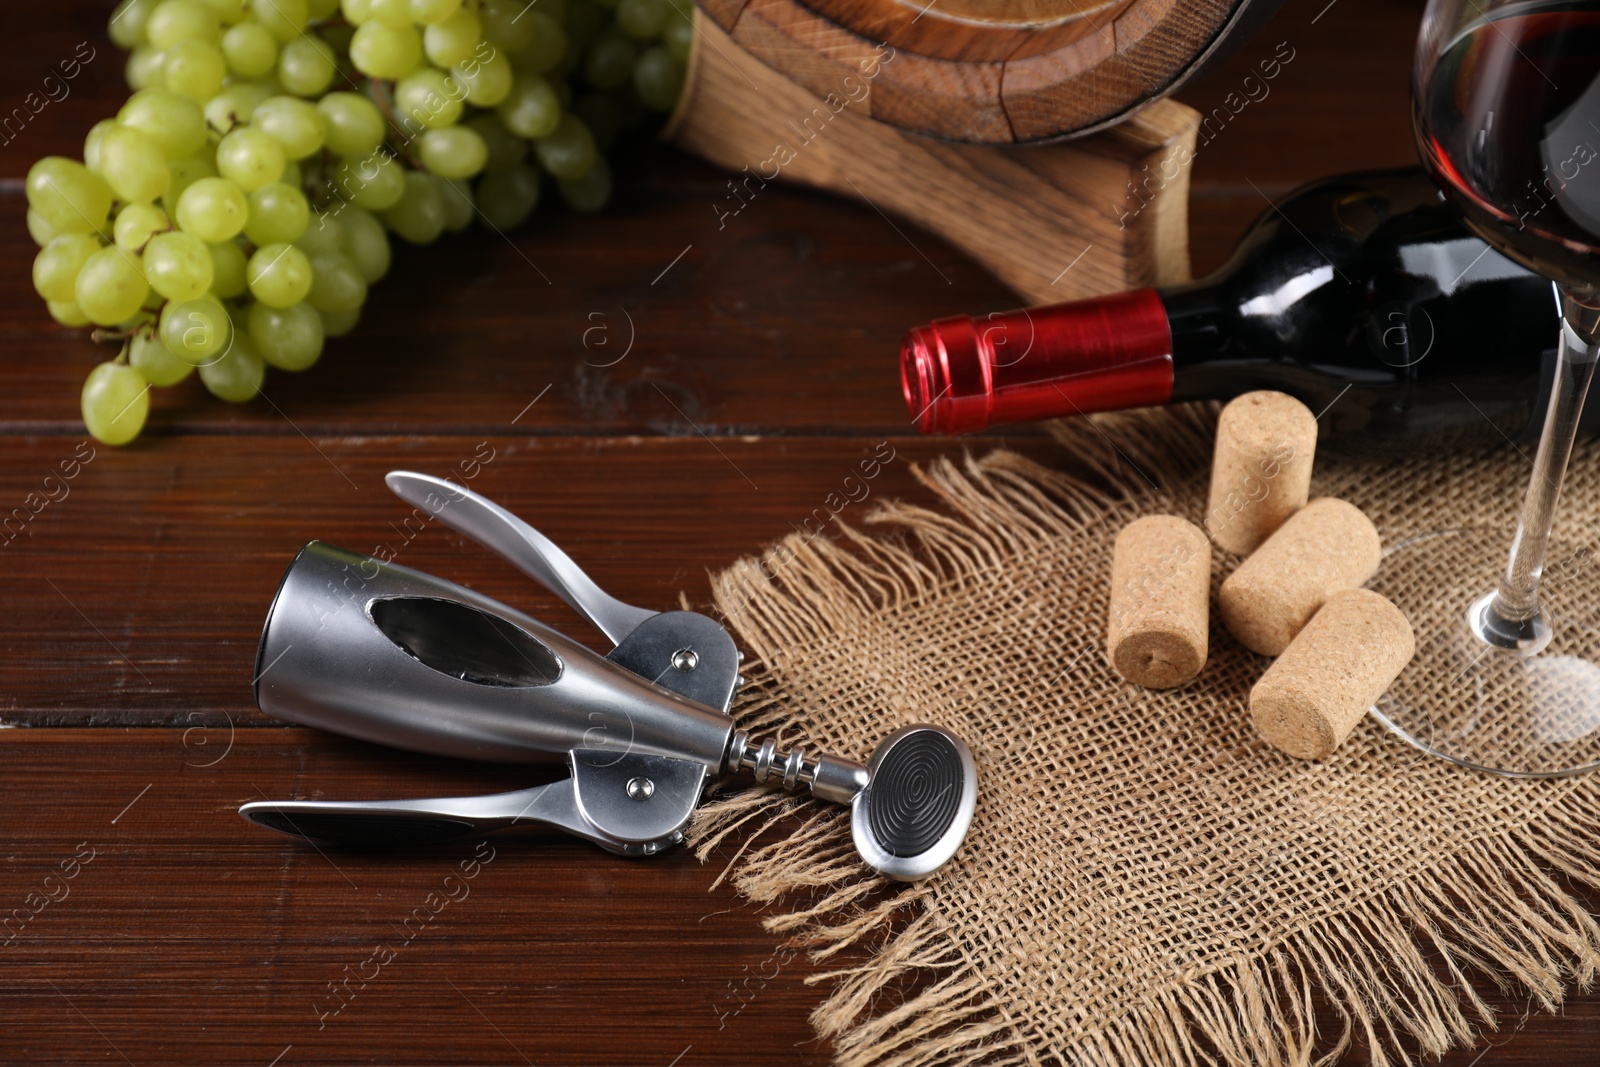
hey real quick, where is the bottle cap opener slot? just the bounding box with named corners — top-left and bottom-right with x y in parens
top-left (240, 471), bottom-right (978, 881)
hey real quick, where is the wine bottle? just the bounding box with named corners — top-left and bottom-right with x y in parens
top-left (902, 168), bottom-right (1568, 450)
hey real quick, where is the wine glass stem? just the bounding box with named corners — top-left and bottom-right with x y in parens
top-left (1486, 288), bottom-right (1600, 633)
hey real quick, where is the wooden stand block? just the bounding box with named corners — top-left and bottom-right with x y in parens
top-left (667, 13), bottom-right (1199, 305)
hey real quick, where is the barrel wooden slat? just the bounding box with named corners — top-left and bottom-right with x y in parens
top-left (696, 0), bottom-right (1258, 141)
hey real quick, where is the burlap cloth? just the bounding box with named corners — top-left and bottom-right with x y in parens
top-left (687, 406), bottom-right (1600, 1067)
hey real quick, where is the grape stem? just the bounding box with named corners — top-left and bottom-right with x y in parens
top-left (367, 78), bottom-right (419, 165)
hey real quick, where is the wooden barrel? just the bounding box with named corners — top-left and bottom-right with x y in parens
top-left (695, 0), bottom-right (1286, 142)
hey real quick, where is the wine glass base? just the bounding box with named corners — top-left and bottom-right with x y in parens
top-left (1368, 528), bottom-right (1600, 778)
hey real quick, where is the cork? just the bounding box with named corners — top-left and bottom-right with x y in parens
top-left (1218, 497), bottom-right (1381, 657)
top-left (1107, 515), bottom-right (1211, 688)
top-left (1250, 588), bottom-right (1415, 759)
top-left (1206, 391), bottom-right (1317, 555)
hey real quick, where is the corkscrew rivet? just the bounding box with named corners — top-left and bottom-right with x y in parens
top-left (626, 777), bottom-right (655, 801)
top-left (670, 648), bottom-right (699, 672)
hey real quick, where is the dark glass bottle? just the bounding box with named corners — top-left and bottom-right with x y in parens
top-left (902, 169), bottom-right (1568, 451)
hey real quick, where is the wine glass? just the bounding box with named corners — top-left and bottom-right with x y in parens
top-left (1369, 0), bottom-right (1600, 775)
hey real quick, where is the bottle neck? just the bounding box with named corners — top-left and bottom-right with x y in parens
top-left (901, 289), bottom-right (1175, 435)
top-left (1160, 283), bottom-right (1237, 401)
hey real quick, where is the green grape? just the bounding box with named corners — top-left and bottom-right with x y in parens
top-left (512, 11), bottom-right (566, 73)
top-left (480, 0), bottom-right (535, 51)
top-left (382, 170), bottom-right (447, 244)
top-left (110, 0), bottom-right (160, 49)
top-left (632, 46), bottom-right (683, 112)
top-left (455, 48), bottom-right (513, 105)
top-left (160, 296), bottom-right (232, 363)
top-left (199, 0), bottom-right (248, 22)
top-left (423, 6), bottom-right (481, 67)
top-left (533, 114), bottom-right (596, 180)
top-left (161, 154), bottom-right (217, 216)
top-left (409, 0), bottom-right (462, 22)
top-left (246, 182), bottom-right (311, 244)
top-left (362, 0), bottom-right (405, 23)
top-left (199, 334), bottom-right (266, 401)
top-left (102, 126), bottom-right (172, 206)
top-left (307, 250), bottom-right (369, 310)
top-left (48, 299), bottom-right (90, 326)
top-left (339, 207), bottom-right (391, 281)
top-left (146, 0), bottom-right (220, 48)
top-left (247, 242), bottom-right (314, 306)
top-left (114, 203), bottom-right (172, 251)
top-left (572, 92), bottom-right (620, 151)
top-left (165, 38), bottom-right (228, 101)
top-left (143, 230), bottom-right (215, 300)
top-left (550, 76), bottom-right (573, 109)
top-left (252, 96), bottom-right (327, 159)
top-left (394, 68), bottom-right (466, 130)
top-left (216, 127), bottom-right (286, 191)
top-left (295, 211), bottom-right (346, 255)
top-left (317, 92), bottom-right (387, 157)
top-left (663, 12), bottom-right (692, 64)
top-left (350, 20), bottom-right (423, 78)
top-left (616, 0), bottom-right (666, 38)
top-left (281, 158), bottom-right (303, 188)
top-left (82, 362), bottom-right (151, 446)
top-left (118, 88), bottom-right (208, 161)
top-left (585, 33), bottom-right (637, 90)
top-left (250, 0), bottom-right (309, 41)
top-left (83, 119), bottom-right (119, 175)
top-left (28, 158), bottom-right (114, 235)
top-left (557, 153), bottom-right (610, 212)
top-left (475, 163), bottom-right (540, 229)
top-left (341, 0), bottom-right (374, 20)
top-left (27, 208), bottom-right (62, 247)
top-left (129, 325), bottom-right (195, 385)
top-left (440, 177), bottom-right (475, 231)
top-left (125, 46), bottom-right (167, 91)
top-left (33, 234), bottom-right (104, 303)
top-left (417, 126), bottom-right (488, 179)
top-left (204, 81), bottom-right (273, 131)
top-left (467, 112), bottom-right (527, 171)
top-left (318, 306), bottom-right (362, 336)
top-left (209, 240), bottom-right (248, 297)
top-left (279, 36), bottom-right (339, 96)
top-left (369, 0), bottom-right (414, 24)
top-left (496, 73), bottom-right (561, 139)
top-left (75, 246), bottom-right (150, 326)
top-left (176, 176), bottom-right (249, 241)
top-left (333, 152), bottom-right (406, 210)
top-left (308, 0), bottom-right (342, 16)
top-left (248, 300), bottom-right (324, 370)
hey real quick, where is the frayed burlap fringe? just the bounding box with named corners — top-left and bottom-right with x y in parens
top-left (688, 408), bottom-right (1600, 1067)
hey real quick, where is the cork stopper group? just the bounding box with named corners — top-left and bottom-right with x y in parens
top-left (1103, 390), bottom-right (1416, 761)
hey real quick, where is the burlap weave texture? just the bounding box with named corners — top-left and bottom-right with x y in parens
top-left (689, 407), bottom-right (1600, 1067)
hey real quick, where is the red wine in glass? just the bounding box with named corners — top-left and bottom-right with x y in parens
top-left (1417, 0), bottom-right (1600, 293)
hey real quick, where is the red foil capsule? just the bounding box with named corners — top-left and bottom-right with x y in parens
top-left (901, 288), bottom-right (1176, 434)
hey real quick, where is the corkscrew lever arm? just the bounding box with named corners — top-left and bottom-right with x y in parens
top-left (385, 469), bottom-right (655, 648)
top-left (241, 782), bottom-right (585, 848)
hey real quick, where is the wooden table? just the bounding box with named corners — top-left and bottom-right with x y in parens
top-left (1, 1), bottom-right (1593, 1063)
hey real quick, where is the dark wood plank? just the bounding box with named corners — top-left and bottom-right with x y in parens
top-left (0, 727), bottom-right (1596, 1066)
top-left (0, 727), bottom-right (833, 1066)
top-left (0, 434), bottom-right (1067, 726)
top-left (1174, 0), bottom-right (1423, 275)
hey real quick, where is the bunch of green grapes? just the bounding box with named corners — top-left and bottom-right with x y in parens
top-left (28, 0), bottom-right (691, 445)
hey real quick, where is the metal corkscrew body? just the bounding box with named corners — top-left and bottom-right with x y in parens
top-left (240, 471), bottom-right (977, 881)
